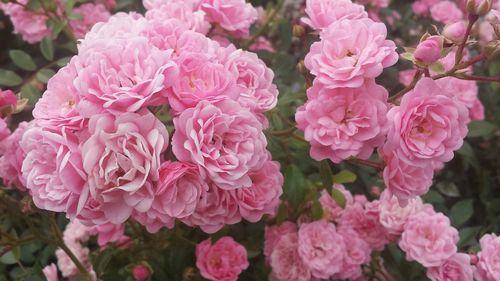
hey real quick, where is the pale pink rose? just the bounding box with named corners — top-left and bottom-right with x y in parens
top-left (436, 77), bottom-right (480, 120)
top-left (270, 232), bottom-right (311, 281)
top-left (21, 127), bottom-right (86, 213)
top-left (63, 220), bottom-right (91, 244)
top-left (0, 89), bottom-right (16, 113)
top-left (0, 118), bottom-right (9, 142)
top-left (358, 0), bottom-right (391, 8)
top-left (399, 211), bottom-right (459, 267)
top-left (201, 0), bottom-right (258, 38)
top-left (264, 222), bottom-right (297, 264)
top-left (475, 233), bottom-right (500, 281)
top-left (196, 237), bottom-right (249, 281)
top-left (248, 37), bottom-right (275, 52)
top-left (56, 241), bottom-right (93, 279)
top-left (88, 222), bottom-right (125, 246)
top-left (172, 99), bottom-right (268, 189)
top-left (145, 1), bottom-right (210, 34)
top-left (133, 208), bottom-right (175, 233)
top-left (173, 29), bottom-right (222, 57)
top-left (301, 0), bottom-right (367, 30)
top-left (33, 60), bottom-right (85, 131)
top-left (141, 18), bottom-right (188, 51)
top-left (318, 184), bottom-right (354, 220)
top-left (142, 0), bottom-right (203, 10)
top-left (298, 220), bottom-right (345, 278)
top-left (74, 36), bottom-right (179, 116)
top-left (152, 161), bottom-right (207, 219)
top-left (412, 0), bottom-right (440, 15)
top-left (399, 69), bottom-right (417, 86)
top-left (378, 190), bottom-right (425, 238)
top-left (225, 49), bottom-right (279, 115)
top-left (384, 78), bottom-right (469, 165)
top-left (82, 111), bottom-right (169, 224)
top-left (0, 121), bottom-right (30, 190)
top-left (470, 99), bottom-right (485, 121)
top-left (43, 263), bottom-right (59, 281)
top-left (133, 264), bottom-right (150, 281)
top-left (427, 253), bottom-right (473, 281)
top-left (296, 80), bottom-right (389, 163)
top-left (443, 21), bottom-right (468, 42)
top-left (304, 18), bottom-right (398, 88)
top-left (234, 159), bottom-right (283, 222)
top-left (70, 3), bottom-right (111, 39)
top-left (479, 20), bottom-right (495, 43)
top-left (430, 1), bottom-right (464, 24)
top-left (414, 36), bottom-right (444, 64)
top-left (332, 227), bottom-right (370, 280)
top-left (181, 182), bottom-right (241, 233)
top-left (0, 0), bottom-right (51, 43)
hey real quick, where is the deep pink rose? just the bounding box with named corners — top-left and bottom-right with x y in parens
top-left (430, 1), bottom-right (463, 24)
top-left (270, 232), bottom-right (311, 281)
top-left (201, 0), bottom-right (258, 38)
top-left (298, 220), bottom-right (345, 278)
top-left (0, 121), bottom-right (31, 190)
top-left (475, 233), bottom-right (500, 281)
top-left (302, 0), bottom-right (367, 30)
top-left (82, 111), bottom-right (169, 224)
top-left (427, 253), bottom-right (473, 281)
top-left (296, 80), bottom-right (389, 163)
top-left (264, 222), bottom-right (297, 264)
top-left (399, 211), bottom-right (459, 267)
top-left (172, 99), bottom-right (268, 189)
top-left (42, 263), bottom-right (58, 281)
top-left (196, 237), bottom-right (249, 281)
top-left (133, 264), bottom-right (150, 281)
top-left (304, 18), bottom-right (398, 88)
top-left (70, 3), bottom-right (111, 39)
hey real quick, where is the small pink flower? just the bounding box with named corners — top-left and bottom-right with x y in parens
top-left (145, 0), bottom-right (210, 34)
top-left (88, 222), bottom-right (125, 246)
top-left (427, 253), bottom-right (473, 281)
top-left (270, 232), bottom-right (311, 281)
top-left (0, 118), bottom-right (9, 142)
top-left (42, 263), bottom-right (58, 281)
top-left (411, 0), bottom-right (440, 16)
top-left (70, 3), bottom-right (111, 39)
top-left (399, 211), bottom-right (459, 267)
top-left (443, 21), bottom-right (468, 42)
top-left (436, 77), bottom-right (480, 120)
top-left (0, 89), bottom-right (16, 114)
top-left (470, 99), bottom-right (485, 121)
top-left (0, 0), bottom-right (51, 43)
top-left (332, 227), bottom-right (370, 280)
top-left (0, 121), bottom-right (30, 190)
top-left (414, 36), bottom-right (443, 64)
top-left (196, 237), bottom-right (249, 281)
top-left (201, 0), bottom-right (258, 38)
top-left (264, 222), bottom-right (297, 264)
top-left (301, 0), bottom-right (367, 30)
top-left (304, 18), bottom-right (398, 88)
top-left (475, 233), bottom-right (500, 281)
top-left (318, 184), bottom-right (354, 220)
top-left (378, 190), bottom-right (425, 238)
top-left (133, 264), bottom-right (150, 281)
top-left (430, 1), bottom-right (463, 24)
top-left (248, 37), bottom-right (275, 53)
top-left (298, 220), bottom-right (345, 278)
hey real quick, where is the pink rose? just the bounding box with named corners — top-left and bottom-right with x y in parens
top-left (427, 253), bottom-right (473, 281)
top-left (333, 227), bottom-right (370, 280)
top-left (412, 0), bottom-right (440, 15)
top-left (133, 264), bottom-right (150, 281)
top-left (70, 3), bottom-right (111, 39)
top-left (378, 190), bottom-right (425, 238)
top-left (88, 222), bottom-right (125, 246)
top-left (385, 78), bottom-right (469, 165)
top-left (443, 21), bottom-right (468, 42)
top-left (82, 111), bottom-right (169, 224)
top-left (0, 0), bottom-right (51, 43)
top-left (475, 233), bottom-right (500, 281)
top-left (142, 18), bottom-right (188, 51)
top-left (430, 1), bottom-right (464, 24)
top-left (270, 232), bottom-right (311, 281)
top-left (0, 121), bottom-right (30, 190)
top-left (435, 77), bottom-right (480, 120)
top-left (42, 263), bottom-right (59, 281)
top-left (264, 222), bottom-right (297, 264)
top-left (399, 211), bottom-right (459, 267)
top-left (0, 118), bottom-right (9, 142)
top-left (133, 208), bottom-right (175, 233)
top-left (298, 220), bottom-right (345, 278)
top-left (296, 80), bottom-right (389, 163)
top-left (399, 69), bottom-right (417, 86)
top-left (318, 184), bottom-right (354, 221)
top-left (414, 36), bottom-right (444, 64)
top-left (248, 37), bottom-right (275, 53)
top-left (196, 237), bottom-right (249, 281)
top-left (172, 99), bottom-right (268, 189)
top-left (470, 99), bottom-right (485, 121)
top-left (145, 1), bottom-right (210, 34)
top-left (234, 158), bottom-right (283, 222)
top-left (0, 89), bottom-right (16, 114)
top-left (304, 18), bottom-right (398, 88)
top-left (302, 0), bottom-right (368, 30)
top-left (201, 0), bottom-right (258, 38)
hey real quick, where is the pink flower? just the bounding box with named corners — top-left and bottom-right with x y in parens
top-left (270, 232), bottom-right (311, 281)
top-left (82, 111), bottom-right (169, 224)
top-left (318, 184), bottom-right (354, 220)
top-left (264, 222), bottom-right (297, 264)
top-left (0, 89), bottom-right (16, 114)
top-left (412, 0), bottom-right (440, 15)
top-left (430, 1), bottom-right (464, 24)
top-left (298, 220), bottom-right (345, 278)
top-left (414, 36), bottom-right (444, 64)
top-left (399, 211), bottom-right (459, 267)
top-left (470, 99), bottom-right (485, 121)
top-left (43, 263), bottom-right (59, 281)
top-left (172, 99), bottom-right (268, 189)
top-left (0, 121), bottom-right (30, 190)
top-left (333, 227), bottom-right (371, 280)
top-left (201, 0), bottom-right (258, 38)
top-left (443, 21), bottom-right (468, 42)
top-left (435, 77), bottom-right (480, 120)
top-left (304, 18), bottom-right (398, 88)
top-left (73, 36), bottom-right (179, 116)
top-left (427, 253), bottom-right (473, 281)
top-left (21, 127), bottom-right (86, 213)
top-left (248, 37), bottom-right (275, 52)
top-left (70, 3), bottom-right (111, 39)
top-left (475, 233), bottom-right (500, 281)
top-left (301, 0), bottom-right (368, 30)
top-left (152, 161), bottom-right (207, 219)
top-left (378, 190), bottom-right (425, 238)
top-left (145, 1), bottom-right (210, 34)
top-left (133, 264), bottom-right (150, 281)
top-left (0, 0), bottom-right (51, 43)
top-left (384, 78), bottom-right (469, 165)
top-left (196, 237), bottom-right (249, 281)
top-left (399, 69), bottom-right (417, 87)
top-left (142, 18), bottom-right (188, 51)
top-left (234, 158), bottom-right (283, 222)
top-left (358, 0), bottom-right (391, 8)
top-left (296, 80), bottom-right (389, 163)
top-left (133, 208), bottom-right (175, 233)
top-left (56, 241), bottom-right (93, 279)
top-left (88, 222), bottom-right (125, 246)
top-left (0, 118), bottom-right (9, 142)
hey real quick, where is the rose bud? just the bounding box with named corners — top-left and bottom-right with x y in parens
top-left (443, 21), bottom-right (468, 42)
top-left (466, 0), bottom-right (492, 16)
top-left (414, 35), bottom-right (444, 64)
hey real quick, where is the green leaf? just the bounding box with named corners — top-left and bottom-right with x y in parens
top-left (47, 18), bottom-right (66, 38)
top-left (400, 52), bottom-right (415, 62)
top-left (467, 121), bottom-right (497, 138)
top-left (437, 181), bottom-right (460, 197)
top-left (40, 38), bottom-right (54, 61)
top-left (68, 13), bottom-right (84, 21)
top-left (0, 246), bottom-right (20, 265)
top-left (247, 250), bottom-right (260, 259)
top-left (56, 57), bottom-right (71, 67)
top-left (0, 69), bottom-right (23, 87)
top-left (319, 160), bottom-right (333, 189)
top-left (331, 188), bottom-right (347, 209)
top-left (21, 84), bottom-right (41, 105)
top-left (9, 50), bottom-right (37, 71)
top-left (283, 165), bottom-right (307, 209)
top-left (450, 199), bottom-right (474, 228)
top-left (36, 68), bottom-right (55, 83)
top-left (332, 170), bottom-right (357, 184)
top-left (311, 197), bottom-right (324, 220)
top-left (64, 0), bottom-right (77, 14)
top-left (458, 226), bottom-right (481, 248)
top-left (275, 203), bottom-right (288, 224)
top-left (429, 62), bottom-right (445, 74)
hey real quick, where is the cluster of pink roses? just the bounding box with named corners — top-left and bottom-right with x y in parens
top-left (0, 0), bottom-right (114, 43)
top-left (0, 0), bottom-right (283, 236)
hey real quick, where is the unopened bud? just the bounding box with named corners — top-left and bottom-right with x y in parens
top-left (443, 21), bottom-right (468, 42)
top-left (485, 40), bottom-right (500, 59)
top-left (133, 264), bottom-right (150, 281)
top-left (414, 35), bottom-right (444, 64)
top-left (293, 24), bottom-right (306, 38)
top-left (466, 0), bottom-right (492, 16)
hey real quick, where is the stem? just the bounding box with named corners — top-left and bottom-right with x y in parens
top-left (389, 70), bottom-right (423, 103)
top-left (453, 74), bottom-right (500, 83)
top-left (268, 127), bottom-right (296, 136)
top-left (348, 157), bottom-right (385, 171)
top-left (455, 15), bottom-right (478, 65)
top-left (242, 0), bottom-right (285, 49)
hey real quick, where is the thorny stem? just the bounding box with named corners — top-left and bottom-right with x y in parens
top-left (242, 0), bottom-right (285, 49)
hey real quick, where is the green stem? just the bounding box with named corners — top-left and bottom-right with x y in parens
top-left (242, 0), bottom-right (285, 49)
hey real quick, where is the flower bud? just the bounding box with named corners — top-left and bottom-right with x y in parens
top-left (0, 89), bottom-right (17, 116)
top-left (133, 264), bottom-right (150, 281)
top-left (443, 21), bottom-right (468, 42)
top-left (466, 0), bottom-right (492, 16)
top-left (414, 36), bottom-right (444, 64)
top-left (292, 24), bottom-right (305, 38)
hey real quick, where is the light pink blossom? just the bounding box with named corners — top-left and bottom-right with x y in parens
top-left (43, 263), bottom-right (59, 281)
top-left (201, 0), bottom-right (258, 38)
top-left (0, 89), bottom-right (16, 113)
top-left (378, 190), bottom-right (425, 238)
top-left (430, 1), bottom-right (464, 24)
top-left (301, 0), bottom-right (368, 30)
top-left (70, 3), bottom-right (111, 39)
top-left (88, 222), bottom-right (126, 246)
top-left (333, 227), bottom-right (371, 280)
top-left (414, 36), bottom-right (444, 64)
top-left (145, 0), bottom-right (210, 34)
top-left (270, 232), bottom-right (311, 281)
top-left (427, 253), bottom-right (473, 281)
top-left (0, 0), bottom-right (51, 43)
top-left (475, 233), bottom-right (500, 281)
top-left (0, 121), bottom-right (30, 190)
top-left (264, 222), bottom-right (297, 264)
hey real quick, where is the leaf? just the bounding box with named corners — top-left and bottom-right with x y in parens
top-left (247, 250), bottom-right (260, 259)
top-left (450, 199), bottom-right (474, 228)
top-left (422, 190), bottom-right (445, 204)
top-left (283, 165), bottom-right (307, 209)
top-left (64, 0), bottom-right (77, 14)
top-left (429, 62), bottom-right (445, 74)
top-left (0, 69), bottom-right (23, 86)
top-left (437, 181), bottom-right (460, 197)
top-left (56, 57), bottom-right (71, 67)
top-left (36, 68), bottom-right (55, 83)
top-left (458, 226), bottom-right (481, 248)
top-left (332, 170), bottom-right (357, 184)
top-left (9, 50), bottom-right (37, 71)
top-left (275, 203), bottom-right (288, 225)
top-left (319, 160), bottom-right (333, 189)
top-left (467, 121), bottom-right (497, 138)
top-left (21, 84), bottom-right (41, 105)
top-left (311, 197), bottom-right (324, 219)
top-left (331, 188), bottom-right (347, 209)
top-left (40, 38), bottom-right (54, 61)
top-left (47, 18), bottom-right (66, 38)
top-left (400, 52), bottom-right (415, 62)
top-left (0, 246), bottom-right (20, 265)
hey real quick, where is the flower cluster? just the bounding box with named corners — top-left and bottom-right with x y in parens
top-left (8, 0), bottom-right (282, 235)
